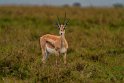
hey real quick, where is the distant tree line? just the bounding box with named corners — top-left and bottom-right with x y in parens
top-left (63, 2), bottom-right (124, 8)
top-left (113, 3), bottom-right (124, 8)
top-left (63, 2), bottom-right (81, 7)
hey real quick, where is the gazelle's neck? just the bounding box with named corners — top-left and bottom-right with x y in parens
top-left (60, 34), bottom-right (68, 48)
top-left (60, 34), bottom-right (65, 38)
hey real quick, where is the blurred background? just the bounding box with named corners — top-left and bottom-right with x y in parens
top-left (0, 0), bottom-right (124, 7)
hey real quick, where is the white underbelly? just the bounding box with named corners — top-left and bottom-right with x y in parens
top-left (46, 46), bottom-right (56, 54)
top-left (46, 45), bottom-right (67, 54)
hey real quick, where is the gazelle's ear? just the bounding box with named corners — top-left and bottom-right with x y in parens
top-left (56, 22), bottom-right (60, 29)
top-left (56, 22), bottom-right (59, 27)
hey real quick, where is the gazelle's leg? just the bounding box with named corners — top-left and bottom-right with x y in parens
top-left (42, 49), bottom-right (46, 64)
top-left (55, 51), bottom-right (60, 65)
top-left (40, 38), bottom-right (46, 64)
top-left (63, 53), bottom-right (67, 64)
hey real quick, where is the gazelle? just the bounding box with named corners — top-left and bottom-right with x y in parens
top-left (40, 14), bottom-right (69, 64)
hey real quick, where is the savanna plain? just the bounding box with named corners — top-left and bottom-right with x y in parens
top-left (0, 6), bottom-right (124, 83)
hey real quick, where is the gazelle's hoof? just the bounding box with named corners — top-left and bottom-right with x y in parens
top-left (64, 63), bottom-right (67, 66)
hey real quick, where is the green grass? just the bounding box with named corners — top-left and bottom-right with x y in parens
top-left (0, 6), bottom-right (124, 83)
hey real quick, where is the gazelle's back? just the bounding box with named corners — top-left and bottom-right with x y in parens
top-left (43, 34), bottom-right (60, 40)
top-left (40, 34), bottom-right (60, 49)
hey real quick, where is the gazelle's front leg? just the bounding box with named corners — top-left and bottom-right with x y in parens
top-left (55, 51), bottom-right (60, 65)
top-left (64, 53), bottom-right (67, 64)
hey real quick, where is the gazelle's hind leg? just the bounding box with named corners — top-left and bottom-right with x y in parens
top-left (42, 47), bottom-right (49, 64)
top-left (42, 48), bottom-right (46, 64)
top-left (40, 37), bottom-right (47, 64)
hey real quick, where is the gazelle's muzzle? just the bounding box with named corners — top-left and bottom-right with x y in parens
top-left (59, 31), bottom-right (65, 36)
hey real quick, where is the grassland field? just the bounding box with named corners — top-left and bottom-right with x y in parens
top-left (0, 6), bottom-right (124, 83)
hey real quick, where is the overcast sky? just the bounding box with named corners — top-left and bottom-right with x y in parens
top-left (0, 0), bottom-right (124, 7)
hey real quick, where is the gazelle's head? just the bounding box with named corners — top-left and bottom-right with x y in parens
top-left (56, 13), bottom-right (69, 36)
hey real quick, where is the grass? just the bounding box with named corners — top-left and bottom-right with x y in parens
top-left (0, 6), bottom-right (124, 83)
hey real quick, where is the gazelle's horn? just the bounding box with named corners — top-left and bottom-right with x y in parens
top-left (64, 12), bottom-right (70, 26)
top-left (56, 16), bottom-right (61, 28)
top-left (63, 12), bottom-right (66, 24)
top-left (57, 16), bottom-right (61, 25)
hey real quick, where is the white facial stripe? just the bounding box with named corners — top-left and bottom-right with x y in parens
top-left (60, 31), bottom-right (65, 34)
